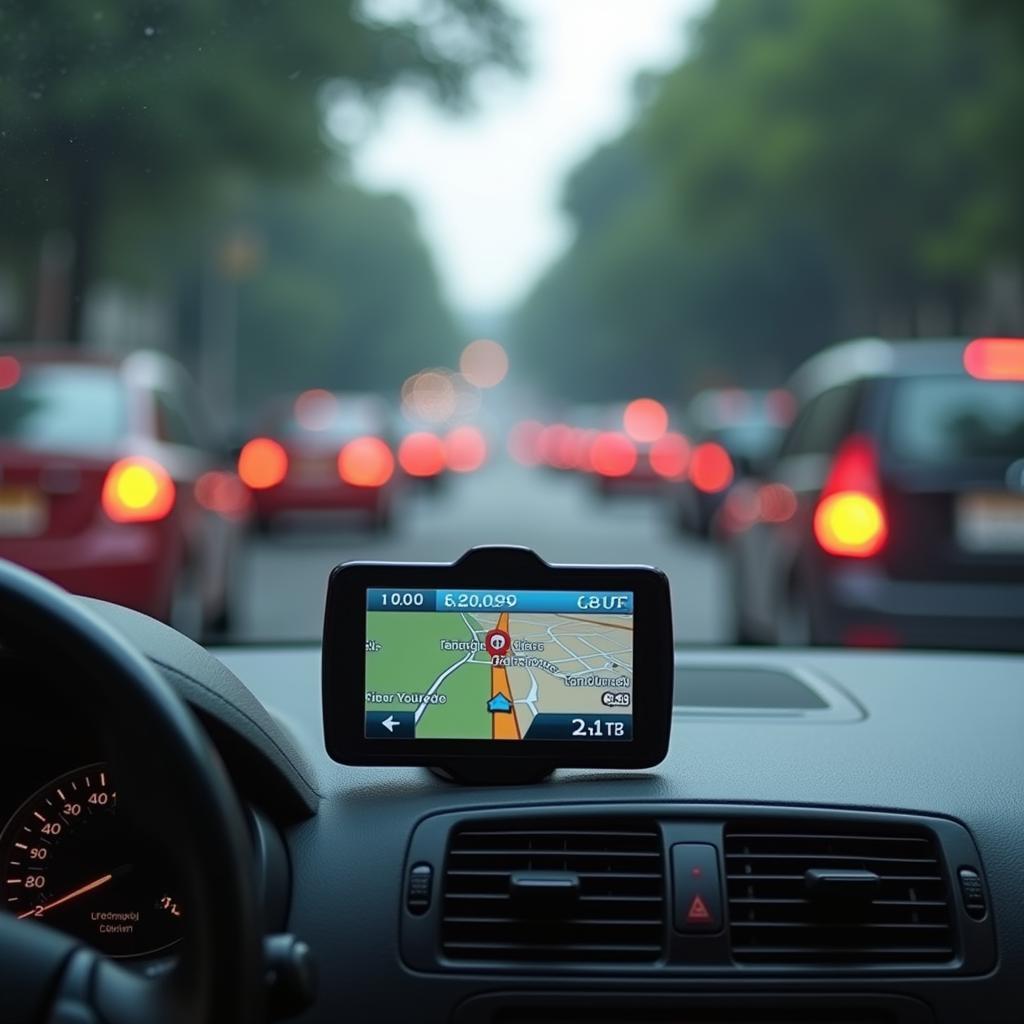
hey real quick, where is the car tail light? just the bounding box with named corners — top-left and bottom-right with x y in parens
top-left (813, 436), bottom-right (888, 558)
top-left (102, 457), bottom-right (175, 523)
top-left (649, 432), bottom-right (690, 480)
top-left (507, 420), bottom-right (544, 467)
top-left (590, 432), bottom-right (637, 477)
top-left (623, 398), bottom-right (668, 443)
top-left (238, 438), bottom-right (288, 490)
top-left (0, 355), bottom-right (21, 390)
top-left (444, 426), bottom-right (487, 473)
top-left (195, 471), bottom-right (251, 520)
top-left (398, 432), bottom-right (446, 478)
top-left (338, 436), bottom-right (395, 487)
top-left (689, 442), bottom-right (734, 493)
top-left (963, 337), bottom-right (1024, 381)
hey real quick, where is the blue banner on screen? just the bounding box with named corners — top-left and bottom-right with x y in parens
top-left (366, 588), bottom-right (634, 614)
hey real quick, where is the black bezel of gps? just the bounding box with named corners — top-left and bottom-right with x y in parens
top-left (322, 546), bottom-right (674, 784)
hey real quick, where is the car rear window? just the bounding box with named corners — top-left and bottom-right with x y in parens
top-left (0, 366), bottom-right (125, 450)
top-left (280, 399), bottom-right (386, 440)
top-left (888, 376), bottom-right (1024, 464)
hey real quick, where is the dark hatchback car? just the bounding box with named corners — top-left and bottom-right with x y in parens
top-left (726, 337), bottom-right (1024, 650)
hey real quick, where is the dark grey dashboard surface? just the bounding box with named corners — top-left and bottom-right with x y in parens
top-left (210, 644), bottom-right (1024, 1022)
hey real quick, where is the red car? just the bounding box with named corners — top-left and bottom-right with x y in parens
top-left (239, 390), bottom-right (398, 531)
top-left (0, 347), bottom-right (244, 636)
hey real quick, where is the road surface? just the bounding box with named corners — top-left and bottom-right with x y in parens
top-left (232, 463), bottom-right (732, 645)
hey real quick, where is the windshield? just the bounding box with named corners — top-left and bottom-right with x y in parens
top-left (0, 366), bottom-right (125, 451)
top-left (889, 377), bottom-right (1024, 466)
top-left (2, 1), bottom-right (1023, 651)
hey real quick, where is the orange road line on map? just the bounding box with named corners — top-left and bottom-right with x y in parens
top-left (491, 610), bottom-right (520, 740)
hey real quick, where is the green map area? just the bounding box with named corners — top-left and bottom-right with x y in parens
top-left (365, 609), bottom-right (634, 740)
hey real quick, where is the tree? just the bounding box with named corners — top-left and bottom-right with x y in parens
top-left (227, 180), bottom-right (461, 410)
top-left (0, 0), bottom-right (522, 340)
top-left (514, 0), bottom-right (1024, 402)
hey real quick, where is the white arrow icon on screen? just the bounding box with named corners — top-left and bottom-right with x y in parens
top-left (382, 716), bottom-right (399, 733)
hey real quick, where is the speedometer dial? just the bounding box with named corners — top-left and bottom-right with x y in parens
top-left (0, 763), bottom-right (183, 958)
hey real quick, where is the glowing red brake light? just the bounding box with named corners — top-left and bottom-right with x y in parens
top-left (963, 337), bottom-right (1024, 381)
top-left (623, 398), bottom-right (668, 443)
top-left (649, 431), bottom-right (691, 480)
top-left (689, 442), bottom-right (734, 493)
top-left (813, 436), bottom-right (887, 558)
top-left (238, 438), bottom-right (288, 490)
top-left (0, 356), bottom-right (21, 390)
top-left (338, 436), bottom-right (395, 488)
top-left (102, 457), bottom-right (175, 523)
top-left (590, 432), bottom-right (637, 477)
top-left (444, 426), bottom-right (487, 473)
top-left (398, 432), bottom-right (446, 478)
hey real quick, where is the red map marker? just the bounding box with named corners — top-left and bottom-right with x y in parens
top-left (485, 628), bottom-right (511, 658)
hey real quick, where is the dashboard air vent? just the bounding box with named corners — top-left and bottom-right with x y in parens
top-left (441, 820), bottom-right (665, 963)
top-left (725, 821), bottom-right (954, 965)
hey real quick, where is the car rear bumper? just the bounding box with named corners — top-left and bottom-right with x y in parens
top-left (820, 565), bottom-right (1024, 651)
top-left (0, 519), bottom-right (180, 618)
top-left (252, 481), bottom-right (389, 517)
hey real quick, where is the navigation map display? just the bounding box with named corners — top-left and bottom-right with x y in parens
top-left (363, 588), bottom-right (634, 742)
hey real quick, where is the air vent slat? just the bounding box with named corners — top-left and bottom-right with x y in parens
top-left (442, 820), bottom-right (666, 964)
top-left (725, 821), bottom-right (954, 967)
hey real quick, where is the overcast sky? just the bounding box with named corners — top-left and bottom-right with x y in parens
top-left (346, 0), bottom-right (709, 317)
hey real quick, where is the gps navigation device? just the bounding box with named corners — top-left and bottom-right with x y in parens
top-left (322, 546), bottom-right (674, 783)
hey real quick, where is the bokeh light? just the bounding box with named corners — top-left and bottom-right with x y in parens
top-left (293, 388), bottom-right (338, 431)
top-left (649, 431), bottom-right (691, 480)
top-left (398, 432), bottom-right (446, 477)
top-left (689, 442), bottom-right (734, 493)
top-left (459, 339), bottom-right (509, 389)
top-left (402, 370), bottom-right (458, 423)
top-left (238, 438), bottom-right (288, 490)
top-left (507, 420), bottom-right (545, 466)
top-left (338, 436), bottom-right (395, 488)
top-left (444, 425), bottom-right (487, 473)
top-left (623, 398), bottom-right (668, 443)
top-left (590, 432), bottom-right (637, 477)
top-left (0, 356), bottom-right (22, 390)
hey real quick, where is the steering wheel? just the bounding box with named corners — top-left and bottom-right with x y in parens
top-left (0, 560), bottom-right (264, 1024)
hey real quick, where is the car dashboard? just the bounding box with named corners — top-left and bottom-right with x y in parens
top-left (2, 600), bottom-right (1022, 1023)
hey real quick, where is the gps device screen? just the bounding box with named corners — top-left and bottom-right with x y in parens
top-left (322, 546), bottom-right (673, 782)
top-left (364, 588), bottom-right (634, 742)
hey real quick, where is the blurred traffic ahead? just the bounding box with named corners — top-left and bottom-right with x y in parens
top-left (0, 335), bottom-right (1021, 650)
top-left (0, 347), bottom-right (246, 638)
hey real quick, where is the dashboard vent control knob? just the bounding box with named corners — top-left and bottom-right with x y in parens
top-left (957, 868), bottom-right (987, 921)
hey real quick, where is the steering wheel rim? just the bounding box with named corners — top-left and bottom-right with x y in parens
top-left (0, 559), bottom-right (264, 1024)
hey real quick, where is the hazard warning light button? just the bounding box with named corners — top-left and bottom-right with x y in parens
top-left (671, 843), bottom-right (723, 933)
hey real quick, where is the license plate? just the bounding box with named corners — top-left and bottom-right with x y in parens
top-left (0, 486), bottom-right (47, 537)
top-left (956, 493), bottom-right (1024, 553)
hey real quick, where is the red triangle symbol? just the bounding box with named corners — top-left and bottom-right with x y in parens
top-left (686, 894), bottom-right (712, 922)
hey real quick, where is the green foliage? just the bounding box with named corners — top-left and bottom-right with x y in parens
top-left (0, 0), bottom-right (522, 336)
top-left (232, 181), bottom-right (460, 409)
top-left (514, 0), bottom-right (1024, 402)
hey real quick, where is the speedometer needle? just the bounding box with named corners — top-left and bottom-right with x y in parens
top-left (17, 872), bottom-right (113, 920)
